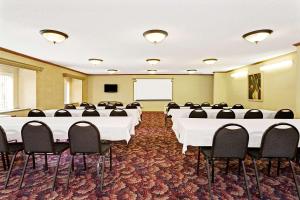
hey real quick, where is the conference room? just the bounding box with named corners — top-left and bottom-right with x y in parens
top-left (1, 0), bottom-right (300, 199)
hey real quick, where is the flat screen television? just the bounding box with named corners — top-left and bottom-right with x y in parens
top-left (104, 84), bottom-right (118, 93)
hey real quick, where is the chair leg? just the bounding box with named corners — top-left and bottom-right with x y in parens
top-left (52, 154), bottom-right (62, 191)
top-left (83, 154), bottom-right (87, 171)
top-left (226, 159), bottom-right (229, 174)
top-left (19, 154), bottom-right (30, 189)
top-left (268, 159), bottom-right (271, 176)
top-left (206, 158), bottom-right (212, 200)
top-left (32, 153), bottom-right (35, 169)
top-left (289, 160), bottom-right (300, 199)
top-left (211, 159), bottom-right (215, 183)
top-left (4, 152), bottom-right (18, 189)
top-left (197, 147), bottom-right (201, 175)
top-left (97, 156), bottom-right (105, 191)
top-left (277, 159), bottom-right (280, 176)
top-left (44, 153), bottom-right (48, 171)
top-left (1, 153), bottom-right (7, 171)
top-left (241, 160), bottom-right (251, 200)
top-left (238, 159), bottom-right (242, 175)
top-left (109, 146), bottom-right (112, 171)
top-left (5, 153), bottom-right (10, 167)
top-left (66, 155), bottom-right (74, 190)
top-left (253, 159), bottom-right (262, 199)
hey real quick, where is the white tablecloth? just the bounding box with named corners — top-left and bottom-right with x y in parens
top-left (77, 106), bottom-right (142, 115)
top-left (168, 108), bottom-right (276, 120)
top-left (44, 109), bottom-right (141, 126)
top-left (0, 117), bottom-right (134, 143)
top-left (172, 118), bottom-right (300, 153)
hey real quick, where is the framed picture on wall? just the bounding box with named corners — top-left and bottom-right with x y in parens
top-left (248, 73), bottom-right (263, 101)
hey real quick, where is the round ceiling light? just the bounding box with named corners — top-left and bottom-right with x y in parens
top-left (242, 29), bottom-right (273, 44)
top-left (40, 29), bottom-right (68, 44)
top-left (203, 58), bottom-right (218, 65)
top-left (146, 58), bottom-right (160, 65)
top-left (186, 69), bottom-right (198, 74)
top-left (147, 69), bottom-right (158, 74)
top-left (143, 29), bottom-right (168, 44)
top-left (88, 58), bottom-right (103, 65)
top-left (107, 69), bottom-right (119, 74)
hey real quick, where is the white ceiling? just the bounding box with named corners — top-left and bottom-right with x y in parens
top-left (1, 0), bottom-right (300, 74)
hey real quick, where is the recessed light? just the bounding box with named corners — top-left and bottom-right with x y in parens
top-left (40, 29), bottom-right (68, 44)
top-left (88, 58), bottom-right (103, 65)
top-left (203, 58), bottom-right (218, 65)
top-left (107, 69), bottom-right (119, 74)
top-left (147, 69), bottom-right (158, 74)
top-left (143, 29), bottom-right (168, 44)
top-left (242, 29), bottom-right (273, 44)
top-left (186, 69), bottom-right (198, 74)
top-left (146, 58), bottom-right (160, 65)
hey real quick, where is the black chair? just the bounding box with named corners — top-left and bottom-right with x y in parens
top-left (19, 121), bottom-right (69, 190)
top-left (220, 102), bottom-right (228, 108)
top-left (0, 126), bottom-right (24, 189)
top-left (66, 121), bottom-right (111, 191)
top-left (200, 124), bottom-right (250, 200)
top-left (275, 109), bottom-right (294, 119)
top-left (82, 109), bottom-right (100, 117)
top-left (191, 104), bottom-right (202, 109)
top-left (80, 102), bottom-right (89, 107)
top-left (132, 102), bottom-right (141, 107)
top-left (184, 102), bottom-right (193, 107)
top-left (85, 104), bottom-right (96, 110)
top-left (165, 103), bottom-right (180, 126)
top-left (126, 104), bottom-right (137, 109)
top-left (54, 109), bottom-right (72, 117)
top-left (98, 102), bottom-right (107, 107)
top-left (244, 109), bottom-right (263, 119)
top-left (105, 104), bottom-right (116, 109)
top-left (248, 123), bottom-right (300, 199)
top-left (28, 109), bottom-right (46, 117)
top-left (114, 102), bottom-right (123, 106)
top-left (201, 102), bottom-right (211, 107)
top-left (211, 104), bottom-right (222, 109)
top-left (189, 109), bottom-right (207, 118)
top-left (216, 109), bottom-right (235, 119)
top-left (64, 104), bottom-right (76, 109)
top-left (167, 102), bottom-right (176, 107)
top-left (110, 109), bottom-right (128, 117)
top-left (232, 104), bottom-right (244, 109)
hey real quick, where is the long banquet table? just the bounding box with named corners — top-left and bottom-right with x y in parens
top-left (168, 108), bottom-right (276, 120)
top-left (77, 106), bottom-right (142, 115)
top-left (0, 117), bottom-right (134, 143)
top-left (44, 109), bottom-right (141, 126)
top-left (172, 118), bottom-right (300, 153)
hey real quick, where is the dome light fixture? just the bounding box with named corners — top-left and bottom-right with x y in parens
top-left (203, 58), bottom-right (218, 65)
top-left (147, 69), bottom-right (158, 74)
top-left (146, 58), bottom-right (160, 65)
top-left (88, 58), bottom-right (103, 65)
top-left (186, 69), bottom-right (198, 74)
top-left (107, 69), bottom-right (119, 74)
top-left (40, 29), bottom-right (68, 44)
top-left (242, 29), bottom-right (273, 44)
top-left (143, 29), bottom-right (168, 44)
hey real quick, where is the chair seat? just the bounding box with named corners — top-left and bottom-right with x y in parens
top-left (100, 143), bottom-right (111, 155)
top-left (7, 142), bottom-right (24, 153)
top-left (247, 148), bottom-right (261, 159)
top-left (201, 147), bottom-right (212, 158)
top-left (53, 142), bottom-right (69, 154)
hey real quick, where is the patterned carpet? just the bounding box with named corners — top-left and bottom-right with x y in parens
top-left (0, 112), bottom-right (299, 199)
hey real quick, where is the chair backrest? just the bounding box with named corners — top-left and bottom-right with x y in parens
top-left (191, 104), bottom-right (202, 109)
top-left (28, 109), bottom-right (46, 117)
top-left (110, 109), bottom-right (128, 116)
top-left (167, 103), bottom-right (180, 112)
top-left (98, 102), bottom-right (107, 107)
top-left (82, 109), bottom-right (100, 117)
top-left (54, 109), bottom-right (72, 117)
top-left (105, 104), bottom-right (117, 109)
top-left (167, 102), bottom-right (176, 106)
top-left (126, 104), bottom-right (137, 109)
top-left (189, 109), bottom-right (207, 118)
top-left (216, 109), bottom-right (235, 119)
top-left (212, 123), bottom-right (249, 159)
top-left (259, 123), bottom-right (299, 159)
top-left (80, 102), bottom-right (89, 107)
top-left (132, 102), bottom-right (140, 107)
top-left (201, 102), bottom-right (211, 107)
top-left (21, 120), bottom-right (54, 153)
top-left (244, 109), bottom-right (263, 119)
top-left (220, 102), bottom-right (228, 108)
top-left (0, 126), bottom-right (9, 152)
top-left (115, 102), bottom-right (123, 106)
top-left (85, 104), bottom-right (96, 110)
top-left (68, 121), bottom-right (101, 154)
top-left (212, 104), bottom-right (222, 109)
top-left (232, 104), bottom-right (244, 109)
top-left (64, 104), bottom-right (76, 109)
top-left (275, 109), bottom-right (294, 119)
top-left (184, 102), bottom-right (193, 107)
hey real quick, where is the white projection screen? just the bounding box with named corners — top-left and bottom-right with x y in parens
top-left (134, 79), bottom-right (173, 101)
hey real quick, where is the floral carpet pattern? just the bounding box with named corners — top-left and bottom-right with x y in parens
top-left (0, 112), bottom-right (299, 199)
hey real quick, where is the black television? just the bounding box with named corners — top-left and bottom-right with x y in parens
top-left (104, 84), bottom-right (118, 93)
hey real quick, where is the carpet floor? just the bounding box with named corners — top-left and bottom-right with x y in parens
top-left (0, 112), bottom-right (299, 199)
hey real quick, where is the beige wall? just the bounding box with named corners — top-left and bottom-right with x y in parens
top-left (88, 74), bottom-right (213, 111)
top-left (213, 52), bottom-right (298, 115)
top-left (0, 49), bottom-right (88, 116)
